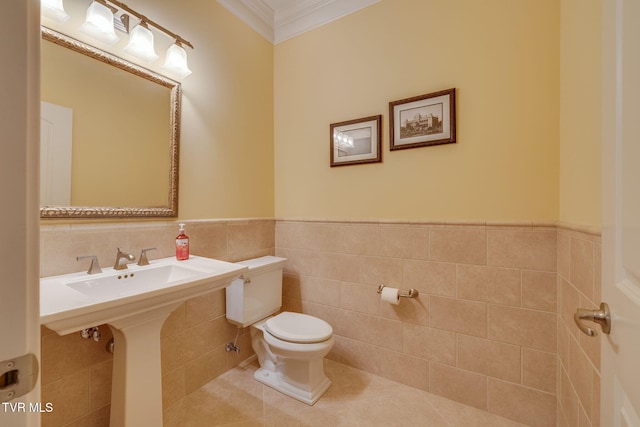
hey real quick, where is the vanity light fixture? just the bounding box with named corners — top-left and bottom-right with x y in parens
top-left (79, 0), bottom-right (119, 45)
top-left (105, 0), bottom-right (194, 77)
top-left (161, 42), bottom-right (192, 79)
top-left (124, 21), bottom-right (158, 62)
top-left (65, 0), bottom-right (194, 78)
top-left (41, 0), bottom-right (69, 23)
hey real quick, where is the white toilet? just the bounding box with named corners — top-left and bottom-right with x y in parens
top-left (225, 256), bottom-right (335, 405)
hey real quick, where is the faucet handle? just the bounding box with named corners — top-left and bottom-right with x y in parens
top-left (138, 247), bottom-right (157, 266)
top-left (77, 255), bottom-right (102, 275)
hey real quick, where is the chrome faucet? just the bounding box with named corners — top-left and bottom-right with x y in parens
top-left (113, 248), bottom-right (136, 270)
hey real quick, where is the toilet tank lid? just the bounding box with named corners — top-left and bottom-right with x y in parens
top-left (237, 256), bottom-right (287, 276)
top-left (265, 312), bottom-right (333, 343)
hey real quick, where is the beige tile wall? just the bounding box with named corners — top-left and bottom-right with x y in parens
top-left (39, 218), bottom-right (601, 427)
top-left (276, 219), bottom-right (561, 427)
top-left (556, 225), bottom-right (601, 427)
top-left (39, 219), bottom-right (274, 427)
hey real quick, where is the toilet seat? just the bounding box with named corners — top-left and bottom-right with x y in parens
top-left (264, 312), bottom-right (333, 344)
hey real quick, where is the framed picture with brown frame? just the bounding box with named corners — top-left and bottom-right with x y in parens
top-left (330, 115), bottom-right (382, 167)
top-left (389, 88), bottom-right (456, 150)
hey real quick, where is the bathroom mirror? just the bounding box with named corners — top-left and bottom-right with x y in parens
top-left (40, 27), bottom-right (180, 219)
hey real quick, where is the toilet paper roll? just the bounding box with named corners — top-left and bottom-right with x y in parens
top-left (380, 287), bottom-right (400, 305)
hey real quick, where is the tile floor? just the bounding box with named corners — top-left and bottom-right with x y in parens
top-left (166, 359), bottom-right (529, 426)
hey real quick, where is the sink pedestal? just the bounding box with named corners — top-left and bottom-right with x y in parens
top-left (40, 256), bottom-right (249, 427)
top-left (107, 303), bottom-right (181, 427)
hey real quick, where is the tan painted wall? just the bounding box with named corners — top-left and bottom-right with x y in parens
top-left (274, 0), bottom-right (560, 221)
top-left (39, 0), bottom-right (602, 226)
top-left (41, 0), bottom-right (275, 219)
top-left (559, 0), bottom-right (602, 227)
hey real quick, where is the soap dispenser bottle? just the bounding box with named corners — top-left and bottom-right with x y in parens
top-left (175, 223), bottom-right (189, 260)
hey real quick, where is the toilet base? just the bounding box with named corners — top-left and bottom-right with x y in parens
top-left (253, 367), bottom-right (331, 405)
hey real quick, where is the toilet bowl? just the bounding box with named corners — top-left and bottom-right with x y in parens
top-left (251, 312), bottom-right (334, 404)
top-left (225, 256), bottom-right (335, 405)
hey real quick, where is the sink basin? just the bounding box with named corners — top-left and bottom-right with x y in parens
top-left (40, 255), bottom-right (247, 427)
top-left (41, 255), bottom-right (246, 335)
top-left (66, 264), bottom-right (211, 298)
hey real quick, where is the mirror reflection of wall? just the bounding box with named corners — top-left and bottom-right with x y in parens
top-left (40, 34), bottom-right (172, 209)
top-left (41, 101), bottom-right (73, 206)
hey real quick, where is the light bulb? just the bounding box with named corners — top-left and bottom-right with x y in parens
top-left (125, 23), bottom-right (159, 62)
top-left (161, 43), bottom-right (192, 79)
top-left (80, 1), bottom-right (119, 45)
top-left (41, 0), bottom-right (69, 23)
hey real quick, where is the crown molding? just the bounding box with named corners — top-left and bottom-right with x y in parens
top-left (218, 0), bottom-right (275, 42)
top-left (217, 0), bottom-right (380, 44)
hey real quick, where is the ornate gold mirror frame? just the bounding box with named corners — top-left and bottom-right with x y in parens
top-left (40, 27), bottom-right (180, 219)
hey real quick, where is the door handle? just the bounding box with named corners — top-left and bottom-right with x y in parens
top-left (574, 302), bottom-right (611, 337)
top-left (1, 353), bottom-right (38, 402)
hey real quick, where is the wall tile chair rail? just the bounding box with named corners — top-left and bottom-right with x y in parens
top-left (276, 219), bottom-right (600, 427)
top-left (39, 218), bottom-right (274, 427)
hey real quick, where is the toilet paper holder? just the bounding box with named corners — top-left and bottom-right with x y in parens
top-left (377, 284), bottom-right (419, 299)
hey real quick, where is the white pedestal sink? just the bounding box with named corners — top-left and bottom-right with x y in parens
top-left (40, 255), bottom-right (247, 427)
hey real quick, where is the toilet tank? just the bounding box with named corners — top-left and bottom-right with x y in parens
top-left (225, 256), bottom-right (287, 327)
